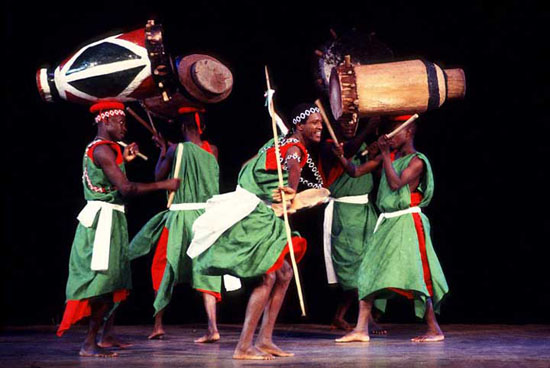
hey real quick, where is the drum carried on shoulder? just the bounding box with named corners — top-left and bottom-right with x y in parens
top-left (36, 20), bottom-right (233, 114)
top-left (329, 57), bottom-right (466, 120)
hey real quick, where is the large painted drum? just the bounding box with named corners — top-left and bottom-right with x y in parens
top-left (36, 20), bottom-right (173, 104)
top-left (36, 20), bottom-right (234, 108)
top-left (329, 59), bottom-right (466, 119)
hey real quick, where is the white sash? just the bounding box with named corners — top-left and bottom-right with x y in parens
top-left (373, 206), bottom-right (422, 233)
top-left (168, 201), bottom-right (241, 291)
top-left (77, 200), bottom-right (125, 271)
top-left (169, 202), bottom-right (207, 211)
top-left (323, 194), bottom-right (369, 284)
top-left (187, 186), bottom-right (261, 259)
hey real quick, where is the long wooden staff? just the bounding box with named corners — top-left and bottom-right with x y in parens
top-left (126, 106), bottom-right (157, 135)
top-left (314, 99), bottom-right (340, 147)
top-left (360, 113), bottom-right (420, 156)
top-left (166, 143), bottom-right (184, 208)
top-left (265, 66), bottom-right (306, 316)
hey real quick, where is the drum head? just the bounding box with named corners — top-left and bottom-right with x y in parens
top-left (271, 188), bottom-right (330, 217)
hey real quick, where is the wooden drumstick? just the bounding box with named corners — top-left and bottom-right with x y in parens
top-left (360, 114), bottom-right (419, 156)
top-left (386, 114), bottom-right (419, 138)
top-left (126, 107), bottom-right (156, 135)
top-left (166, 143), bottom-right (184, 208)
top-left (117, 141), bottom-right (148, 161)
top-left (266, 66), bottom-right (307, 317)
top-left (314, 99), bottom-right (340, 147)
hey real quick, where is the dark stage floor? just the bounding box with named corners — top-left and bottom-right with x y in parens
top-left (1, 324), bottom-right (549, 367)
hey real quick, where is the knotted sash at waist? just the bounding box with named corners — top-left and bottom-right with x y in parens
top-left (323, 194), bottom-right (369, 284)
top-left (77, 200), bottom-right (125, 271)
top-left (373, 206), bottom-right (422, 233)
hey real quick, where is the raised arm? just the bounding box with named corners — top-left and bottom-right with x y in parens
top-left (154, 143), bottom-right (177, 181)
top-left (377, 135), bottom-right (424, 191)
top-left (333, 142), bottom-right (382, 178)
top-left (94, 145), bottom-right (179, 197)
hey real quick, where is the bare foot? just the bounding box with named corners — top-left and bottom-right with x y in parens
top-left (194, 331), bottom-right (220, 343)
top-left (369, 321), bottom-right (388, 336)
top-left (256, 341), bottom-right (294, 357)
top-left (335, 331), bottom-right (370, 343)
top-left (411, 333), bottom-right (444, 342)
top-left (79, 343), bottom-right (118, 358)
top-left (233, 346), bottom-right (274, 360)
top-left (330, 318), bottom-right (353, 331)
top-left (98, 335), bottom-right (132, 349)
top-left (148, 327), bottom-right (166, 340)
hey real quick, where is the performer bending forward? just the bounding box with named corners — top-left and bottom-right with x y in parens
top-left (130, 107), bottom-right (236, 342)
top-left (336, 118), bottom-right (449, 343)
top-left (57, 102), bottom-right (179, 357)
top-left (188, 103), bottom-right (323, 360)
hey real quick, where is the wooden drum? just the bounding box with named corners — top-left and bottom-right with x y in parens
top-left (329, 59), bottom-right (466, 119)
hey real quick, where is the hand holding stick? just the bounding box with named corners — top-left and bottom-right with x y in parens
top-left (360, 114), bottom-right (419, 156)
top-left (117, 141), bottom-right (148, 161)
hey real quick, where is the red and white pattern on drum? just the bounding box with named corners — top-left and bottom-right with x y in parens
top-left (52, 28), bottom-right (154, 104)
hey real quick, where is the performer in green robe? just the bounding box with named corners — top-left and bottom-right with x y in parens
top-left (130, 107), bottom-right (239, 342)
top-left (57, 102), bottom-right (180, 357)
top-left (336, 117), bottom-right (449, 343)
top-left (188, 103), bottom-right (323, 360)
top-left (319, 116), bottom-right (380, 331)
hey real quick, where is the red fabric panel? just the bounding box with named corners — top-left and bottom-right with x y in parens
top-left (265, 142), bottom-right (308, 170)
top-left (151, 227), bottom-right (170, 292)
top-left (196, 289), bottom-right (222, 303)
top-left (318, 146), bottom-right (344, 188)
top-left (86, 140), bottom-right (124, 165)
top-left (56, 289), bottom-right (129, 337)
top-left (387, 192), bottom-right (433, 299)
top-left (201, 141), bottom-right (214, 154)
top-left (266, 236), bottom-right (307, 274)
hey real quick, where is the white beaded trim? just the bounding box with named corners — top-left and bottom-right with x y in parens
top-left (292, 107), bottom-right (320, 125)
top-left (283, 152), bottom-right (302, 170)
top-left (95, 109), bottom-right (126, 123)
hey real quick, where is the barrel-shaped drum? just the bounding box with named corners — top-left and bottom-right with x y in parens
top-left (329, 59), bottom-right (466, 119)
top-left (36, 27), bottom-right (160, 104)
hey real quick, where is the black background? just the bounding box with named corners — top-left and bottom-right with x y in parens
top-left (3, 0), bottom-right (549, 328)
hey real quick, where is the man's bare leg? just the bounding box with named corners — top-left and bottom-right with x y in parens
top-left (331, 289), bottom-right (355, 331)
top-left (255, 260), bottom-right (294, 357)
top-left (80, 297), bottom-right (117, 357)
top-left (148, 308), bottom-right (166, 340)
top-left (233, 273), bottom-right (276, 360)
top-left (98, 311), bottom-right (132, 348)
top-left (194, 293), bottom-right (220, 343)
top-left (335, 298), bottom-right (372, 343)
top-left (411, 298), bottom-right (444, 342)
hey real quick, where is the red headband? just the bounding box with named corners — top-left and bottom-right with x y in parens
top-left (389, 115), bottom-right (413, 122)
top-left (178, 106), bottom-right (206, 135)
top-left (90, 102), bottom-right (126, 123)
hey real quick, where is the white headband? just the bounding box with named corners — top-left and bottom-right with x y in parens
top-left (292, 107), bottom-right (320, 125)
top-left (95, 109), bottom-right (126, 123)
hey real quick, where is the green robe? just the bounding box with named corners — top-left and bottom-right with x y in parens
top-left (328, 147), bottom-right (378, 290)
top-left (65, 140), bottom-right (131, 302)
top-left (194, 138), bottom-right (306, 278)
top-left (129, 142), bottom-right (221, 314)
top-left (358, 152), bottom-right (449, 317)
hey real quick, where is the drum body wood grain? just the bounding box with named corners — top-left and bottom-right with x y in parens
top-left (329, 59), bottom-right (465, 119)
